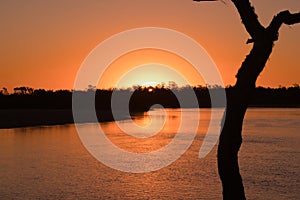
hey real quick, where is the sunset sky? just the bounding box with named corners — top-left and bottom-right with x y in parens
top-left (1, 0), bottom-right (299, 91)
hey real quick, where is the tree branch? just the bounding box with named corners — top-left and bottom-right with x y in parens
top-left (231, 0), bottom-right (265, 40)
top-left (267, 11), bottom-right (300, 41)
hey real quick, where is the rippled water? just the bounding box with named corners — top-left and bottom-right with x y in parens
top-left (0, 108), bottom-right (299, 199)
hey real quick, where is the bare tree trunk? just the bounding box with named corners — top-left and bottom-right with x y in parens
top-left (218, 40), bottom-right (273, 200)
top-left (215, 1), bottom-right (300, 199)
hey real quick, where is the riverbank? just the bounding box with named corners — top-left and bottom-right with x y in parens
top-left (1, 107), bottom-right (299, 129)
top-left (0, 109), bottom-right (130, 129)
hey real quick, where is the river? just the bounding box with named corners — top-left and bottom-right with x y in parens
top-left (0, 108), bottom-right (299, 199)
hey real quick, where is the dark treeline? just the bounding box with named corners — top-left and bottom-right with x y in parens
top-left (0, 85), bottom-right (299, 111)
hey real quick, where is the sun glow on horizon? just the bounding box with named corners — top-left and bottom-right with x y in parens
top-left (140, 81), bottom-right (160, 87)
top-left (113, 63), bottom-right (190, 89)
top-left (97, 49), bottom-right (206, 89)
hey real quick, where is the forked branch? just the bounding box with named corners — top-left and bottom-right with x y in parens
top-left (267, 11), bottom-right (300, 41)
top-left (231, 0), bottom-right (265, 40)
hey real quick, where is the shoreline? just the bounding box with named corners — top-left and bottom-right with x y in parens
top-left (0, 109), bottom-right (130, 129)
top-left (0, 107), bottom-right (299, 129)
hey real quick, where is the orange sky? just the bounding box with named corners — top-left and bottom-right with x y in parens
top-left (1, 0), bottom-right (299, 91)
top-left (98, 49), bottom-right (205, 89)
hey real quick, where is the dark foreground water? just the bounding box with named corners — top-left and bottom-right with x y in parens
top-left (0, 108), bottom-right (299, 199)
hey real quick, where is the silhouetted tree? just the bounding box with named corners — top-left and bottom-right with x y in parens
top-left (87, 84), bottom-right (96, 92)
top-left (13, 86), bottom-right (34, 95)
top-left (292, 83), bottom-right (300, 89)
top-left (2, 87), bottom-right (9, 95)
top-left (168, 81), bottom-right (178, 89)
top-left (194, 0), bottom-right (300, 199)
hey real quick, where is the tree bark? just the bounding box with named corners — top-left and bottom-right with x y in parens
top-left (216, 1), bottom-right (300, 199)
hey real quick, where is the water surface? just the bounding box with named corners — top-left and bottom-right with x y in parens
top-left (0, 108), bottom-right (299, 199)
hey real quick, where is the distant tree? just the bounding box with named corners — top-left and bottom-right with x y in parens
top-left (194, 0), bottom-right (300, 199)
top-left (292, 83), bottom-right (300, 89)
top-left (168, 81), bottom-right (178, 89)
top-left (27, 87), bottom-right (33, 94)
top-left (13, 86), bottom-right (34, 95)
top-left (33, 89), bottom-right (47, 95)
top-left (13, 87), bottom-right (21, 94)
top-left (1, 87), bottom-right (9, 95)
top-left (87, 84), bottom-right (96, 92)
top-left (155, 82), bottom-right (167, 90)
